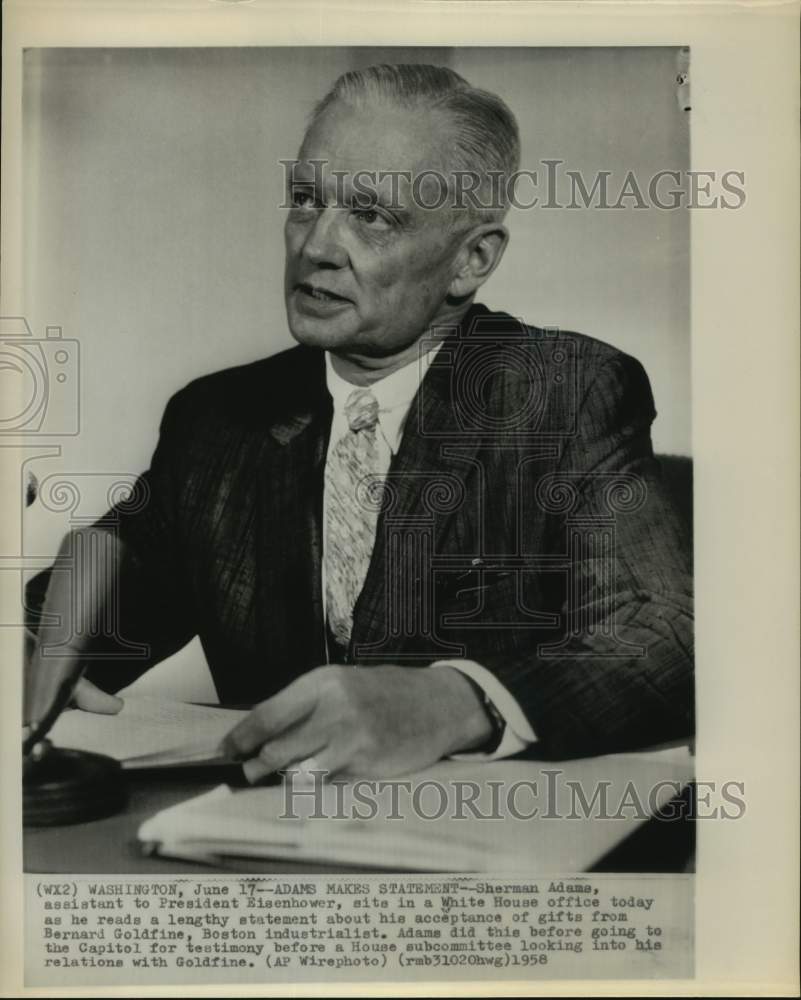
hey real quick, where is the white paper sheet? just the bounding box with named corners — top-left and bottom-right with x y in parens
top-left (49, 695), bottom-right (247, 768)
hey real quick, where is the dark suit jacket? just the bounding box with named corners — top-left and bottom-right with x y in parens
top-left (28, 303), bottom-right (694, 758)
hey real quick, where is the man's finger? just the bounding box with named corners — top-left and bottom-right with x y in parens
top-left (222, 673), bottom-right (318, 759)
top-left (307, 742), bottom-right (355, 781)
top-left (285, 742), bottom-right (352, 785)
top-left (72, 677), bottom-right (124, 715)
top-left (240, 723), bottom-right (328, 785)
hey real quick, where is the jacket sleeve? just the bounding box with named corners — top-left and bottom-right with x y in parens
top-left (25, 390), bottom-right (198, 694)
top-left (478, 352), bottom-right (694, 757)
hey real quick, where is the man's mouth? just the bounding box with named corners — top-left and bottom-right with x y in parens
top-left (296, 282), bottom-right (350, 304)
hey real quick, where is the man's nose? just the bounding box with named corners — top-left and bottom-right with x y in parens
top-left (301, 207), bottom-right (348, 268)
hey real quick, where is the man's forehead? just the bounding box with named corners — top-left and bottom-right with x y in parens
top-left (298, 100), bottom-right (451, 177)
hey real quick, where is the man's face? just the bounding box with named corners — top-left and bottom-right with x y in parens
top-left (283, 100), bottom-right (465, 358)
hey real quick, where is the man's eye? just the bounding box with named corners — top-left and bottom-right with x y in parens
top-left (290, 190), bottom-right (316, 209)
top-left (353, 207), bottom-right (391, 229)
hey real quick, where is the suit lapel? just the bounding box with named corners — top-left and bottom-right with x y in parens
top-left (256, 350), bottom-right (331, 676)
top-left (351, 306), bottom-right (488, 659)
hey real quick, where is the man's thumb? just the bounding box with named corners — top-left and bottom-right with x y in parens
top-left (73, 677), bottom-right (124, 715)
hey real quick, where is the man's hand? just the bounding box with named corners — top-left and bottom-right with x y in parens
top-left (24, 623), bottom-right (123, 737)
top-left (24, 526), bottom-right (125, 735)
top-left (221, 665), bottom-right (493, 784)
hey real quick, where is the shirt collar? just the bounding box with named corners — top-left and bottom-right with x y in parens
top-left (325, 342), bottom-right (444, 454)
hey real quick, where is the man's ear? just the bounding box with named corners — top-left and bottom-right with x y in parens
top-left (448, 223), bottom-right (509, 299)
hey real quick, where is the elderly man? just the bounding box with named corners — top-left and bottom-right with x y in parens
top-left (26, 64), bottom-right (693, 781)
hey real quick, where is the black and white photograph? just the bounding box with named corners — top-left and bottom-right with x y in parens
top-left (1, 1), bottom-right (798, 996)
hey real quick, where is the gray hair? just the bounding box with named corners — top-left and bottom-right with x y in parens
top-left (306, 63), bottom-right (520, 222)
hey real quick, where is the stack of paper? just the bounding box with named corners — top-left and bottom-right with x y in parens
top-left (137, 751), bottom-right (693, 872)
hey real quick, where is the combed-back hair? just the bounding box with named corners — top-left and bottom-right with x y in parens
top-left (306, 63), bottom-right (520, 222)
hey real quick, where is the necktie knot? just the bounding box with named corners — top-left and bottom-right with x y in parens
top-left (345, 388), bottom-right (379, 432)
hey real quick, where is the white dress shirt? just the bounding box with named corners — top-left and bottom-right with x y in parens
top-left (324, 349), bottom-right (537, 761)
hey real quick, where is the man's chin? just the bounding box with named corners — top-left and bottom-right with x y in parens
top-left (286, 308), bottom-right (360, 351)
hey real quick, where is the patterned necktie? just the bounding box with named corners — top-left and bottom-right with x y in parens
top-left (325, 387), bottom-right (382, 648)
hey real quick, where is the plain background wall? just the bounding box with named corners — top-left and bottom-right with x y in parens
top-left (21, 46), bottom-right (690, 698)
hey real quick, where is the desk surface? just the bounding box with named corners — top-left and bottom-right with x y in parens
top-left (24, 752), bottom-right (695, 876)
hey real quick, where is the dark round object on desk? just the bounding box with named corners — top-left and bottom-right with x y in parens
top-left (24, 745), bottom-right (127, 827)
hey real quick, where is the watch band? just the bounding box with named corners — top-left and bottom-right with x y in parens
top-left (478, 690), bottom-right (506, 754)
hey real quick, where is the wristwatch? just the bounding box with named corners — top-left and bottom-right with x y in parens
top-left (478, 689), bottom-right (506, 754)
